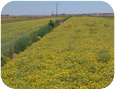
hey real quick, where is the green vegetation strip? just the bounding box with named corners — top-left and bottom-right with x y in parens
top-left (1, 17), bottom-right (61, 52)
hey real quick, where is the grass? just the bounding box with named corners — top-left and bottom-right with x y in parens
top-left (37, 25), bottom-right (53, 37)
top-left (14, 37), bottom-right (31, 53)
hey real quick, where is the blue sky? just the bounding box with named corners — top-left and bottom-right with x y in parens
top-left (1, 1), bottom-right (114, 16)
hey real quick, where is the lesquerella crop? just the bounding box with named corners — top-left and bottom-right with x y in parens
top-left (1, 17), bottom-right (114, 89)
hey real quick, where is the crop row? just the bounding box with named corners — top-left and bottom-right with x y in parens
top-left (1, 18), bottom-right (36, 24)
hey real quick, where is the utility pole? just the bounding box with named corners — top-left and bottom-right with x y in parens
top-left (56, 3), bottom-right (58, 17)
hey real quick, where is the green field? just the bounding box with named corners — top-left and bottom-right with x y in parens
top-left (1, 16), bottom-right (114, 89)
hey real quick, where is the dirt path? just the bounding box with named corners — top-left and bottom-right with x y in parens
top-left (11, 46), bottom-right (17, 58)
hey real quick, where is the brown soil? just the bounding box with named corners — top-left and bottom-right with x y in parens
top-left (13, 53), bottom-right (17, 58)
top-left (11, 46), bottom-right (17, 58)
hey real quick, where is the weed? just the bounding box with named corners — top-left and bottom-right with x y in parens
top-left (14, 37), bottom-right (31, 53)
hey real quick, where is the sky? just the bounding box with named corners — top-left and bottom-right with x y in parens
top-left (1, 1), bottom-right (114, 16)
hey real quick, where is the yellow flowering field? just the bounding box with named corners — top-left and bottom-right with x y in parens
top-left (1, 17), bottom-right (114, 89)
top-left (1, 17), bottom-right (64, 53)
top-left (1, 18), bottom-right (34, 23)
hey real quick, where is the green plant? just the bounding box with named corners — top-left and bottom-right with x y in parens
top-left (3, 48), bottom-right (13, 59)
top-left (14, 37), bottom-right (31, 53)
top-left (38, 25), bottom-right (53, 37)
top-left (1, 54), bottom-right (10, 66)
top-left (1, 56), bottom-right (6, 66)
top-left (55, 19), bottom-right (61, 24)
top-left (29, 32), bottom-right (38, 43)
